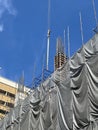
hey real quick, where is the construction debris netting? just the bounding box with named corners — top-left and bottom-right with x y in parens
top-left (0, 34), bottom-right (98, 130)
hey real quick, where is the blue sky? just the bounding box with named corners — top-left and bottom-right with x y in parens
top-left (0, 0), bottom-right (98, 86)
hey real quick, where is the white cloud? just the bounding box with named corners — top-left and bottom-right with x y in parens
top-left (0, 0), bottom-right (17, 16)
top-left (0, 24), bottom-right (3, 32)
top-left (2, 0), bottom-right (17, 15)
top-left (0, 67), bottom-right (5, 76)
top-left (0, 0), bottom-right (17, 31)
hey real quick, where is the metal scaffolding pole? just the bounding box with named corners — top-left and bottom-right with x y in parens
top-left (46, 0), bottom-right (51, 70)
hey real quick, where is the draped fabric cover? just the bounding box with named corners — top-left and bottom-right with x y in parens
top-left (0, 34), bottom-right (98, 130)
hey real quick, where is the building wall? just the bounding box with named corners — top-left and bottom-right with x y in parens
top-left (0, 77), bottom-right (30, 120)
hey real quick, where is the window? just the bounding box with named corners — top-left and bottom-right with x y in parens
top-left (7, 103), bottom-right (14, 108)
top-left (0, 100), bottom-right (5, 105)
top-left (7, 92), bottom-right (15, 98)
top-left (0, 89), bottom-right (6, 95)
top-left (0, 109), bottom-right (8, 114)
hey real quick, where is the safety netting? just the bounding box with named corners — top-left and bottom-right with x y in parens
top-left (0, 34), bottom-right (98, 130)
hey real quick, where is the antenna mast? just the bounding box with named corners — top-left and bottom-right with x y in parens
top-left (32, 62), bottom-right (36, 88)
top-left (46, 0), bottom-right (51, 70)
top-left (67, 26), bottom-right (70, 58)
top-left (92, 0), bottom-right (98, 33)
top-left (92, 0), bottom-right (98, 25)
top-left (79, 12), bottom-right (84, 45)
top-left (64, 30), bottom-right (66, 54)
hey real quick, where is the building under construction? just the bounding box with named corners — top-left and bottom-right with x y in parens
top-left (0, 31), bottom-right (98, 129)
top-left (0, 0), bottom-right (98, 129)
top-left (54, 38), bottom-right (66, 70)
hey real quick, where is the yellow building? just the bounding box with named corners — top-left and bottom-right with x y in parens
top-left (0, 76), bottom-right (30, 119)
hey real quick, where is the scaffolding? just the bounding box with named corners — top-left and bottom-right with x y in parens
top-left (32, 69), bottom-right (52, 88)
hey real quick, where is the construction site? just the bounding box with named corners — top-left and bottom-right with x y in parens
top-left (0, 0), bottom-right (98, 130)
top-left (0, 31), bottom-right (98, 130)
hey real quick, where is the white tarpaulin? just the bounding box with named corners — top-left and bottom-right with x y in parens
top-left (0, 34), bottom-right (98, 130)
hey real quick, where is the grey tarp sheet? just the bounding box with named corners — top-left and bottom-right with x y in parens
top-left (0, 34), bottom-right (98, 130)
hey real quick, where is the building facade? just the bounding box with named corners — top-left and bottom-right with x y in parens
top-left (0, 76), bottom-right (30, 119)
